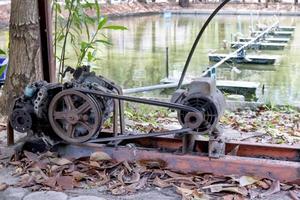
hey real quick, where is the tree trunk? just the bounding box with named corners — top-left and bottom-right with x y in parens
top-left (265, 0), bottom-right (269, 8)
top-left (0, 0), bottom-right (43, 115)
top-left (295, 0), bottom-right (298, 5)
top-left (179, 0), bottom-right (189, 7)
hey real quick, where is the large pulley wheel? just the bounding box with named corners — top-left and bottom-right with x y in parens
top-left (48, 89), bottom-right (102, 143)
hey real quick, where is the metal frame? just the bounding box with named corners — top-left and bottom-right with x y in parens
top-left (54, 136), bottom-right (300, 184)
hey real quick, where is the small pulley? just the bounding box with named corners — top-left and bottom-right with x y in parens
top-left (10, 108), bottom-right (33, 133)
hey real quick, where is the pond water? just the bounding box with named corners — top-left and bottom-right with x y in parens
top-left (1, 14), bottom-right (300, 105)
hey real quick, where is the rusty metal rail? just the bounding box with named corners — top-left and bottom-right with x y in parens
top-left (54, 136), bottom-right (300, 184)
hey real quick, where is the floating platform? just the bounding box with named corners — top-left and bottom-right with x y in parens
top-left (216, 80), bottom-right (260, 98)
top-left (158, 78), bottom-right (260, 98)
top-left (208, 53), bottom-right (278, 65)
top-left (252, 30), bottom-right (293, 37)
top-left (259, 26), bottom-right (296, 32)
top-left (230, 41), bottom-right (286, 50)
top-left (238, 37), bottom-right (290, 43)
top-left (277, 26), bottom-right (296, 31)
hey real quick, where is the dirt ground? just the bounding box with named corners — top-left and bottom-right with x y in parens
top-left (0, 105), bottom-right (299, 200)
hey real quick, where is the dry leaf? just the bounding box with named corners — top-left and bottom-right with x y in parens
top-left (89, 161), bottom-right (100, 168)
top-left (153, 177), bottom-right (171, 188)
top-left (56, 176), bottom-right (74, 190)
top-left (90, 151), bottom-right (111, 161)
top-left (50, 158), bottom-right (72, 166)
top-left (256, 180), bottom-right (270, 189)
top-left (239, 176), bottom-right (259, 187)
top-left (176, 186), bottom-right (206, 199)
top-left (289, 190), bottom-right (299, 200)
top-left (222, 194), bottom-right (245, 200)
top-left (203, 183), bottom-right (248, 196)
top-left (220, 187), bottom-right (248, 196)
top-left (123, 171), bottom-right (140, 184)
top-left (71, 171), bottom-right (87, 181)
top-left (24, 151), bottom-right (38, 161)
top-left (42, 177), bottom-right (56, 188)
top-left (111, 185), bottom-right (126, 195)
top-left (0, 183), bottom-right (8, 191)
top-left (260, 180), bottom-right (280, 197)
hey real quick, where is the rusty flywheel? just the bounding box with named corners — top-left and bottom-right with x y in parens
top-left (48, 89), bottom-right (102, 143)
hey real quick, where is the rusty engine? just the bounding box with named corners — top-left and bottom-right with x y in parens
top-left (9, 66), bottom-right (225, 144)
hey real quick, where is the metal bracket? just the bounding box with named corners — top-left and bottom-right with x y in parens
top-left (208, 126), bottom-right (225, 158)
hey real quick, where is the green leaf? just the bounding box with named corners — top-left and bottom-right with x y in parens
top-left (0, 49), bottom-right (6, 55)
top-left (0, 64), bottom-right (7, 77)
top-left (103, 25), bottom-right (127, 30)
top-left (97, 17), bottom-right (108, 30)
top-left (94, 39), bottom-right (112, 46)
top-left (87, 51), bottom-right (94, 62)
top-left (94, 0), bottom-right (101, 20)
top-left (55, 2), bottom-right (62, 13)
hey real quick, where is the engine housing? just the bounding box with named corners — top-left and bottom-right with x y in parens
top-left (171, 78), bottom-right (225, 134)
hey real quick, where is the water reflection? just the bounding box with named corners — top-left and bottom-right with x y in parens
top-left (0, 14), bottom-right (299, 105)
top-left (93, 14), bottom-right (300, 105)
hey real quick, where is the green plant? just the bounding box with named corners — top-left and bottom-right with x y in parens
top-left (53, 0), bottom-right (127, 82)
top-left (0, 48), bottom-right (7, 77)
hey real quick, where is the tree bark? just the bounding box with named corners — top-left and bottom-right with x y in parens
top-left (265, 0), bottom-right (269, 8)
top-left (0, 0), bottom-right (43, 115)
top-left (295, 0), bottom-right (298, 5)
top-left (179, 0), bottom-right (189, 7)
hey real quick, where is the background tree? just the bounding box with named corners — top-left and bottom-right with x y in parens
top-left (179, 0), bottom-right (189, 7)
top-left (0, 0), bottom-right (43, 115)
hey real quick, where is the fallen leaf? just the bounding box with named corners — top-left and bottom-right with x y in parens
top-left (24, 151), bottom-right (38, 161)
top-left (0, 183), bottom-right (8, 191)
top-left (71, 171), bottom-right (87, 181)
top-left (203, 183), bottom-right (248, 196)
top-left (289, 190), bottom-right (299, 200)
top-left (176, 186), bottom-right (206, 199)
top-left (90, 151), bottom-right (111, 161)
top-left (256, 180), bottom-right (270, 189)
top-left (56, 176), bottom-right (74, 190)
top-left (111, 185), bottom-right (126, 195)
top-left (153, 176), bottom-right (171, 188)
top-left (166, 170), bottom-right (189, 178)
top-left (222, 194), bottom-right (245, 200)
top-left (89, 161), bottom-right (100, 168)
top-left (260, 180), bottom-right (280, 197)
top-left (123, 171), bottom-right (140, 184)
top-left (50, 158), bottom-right (72, 166)
top-left (220, 187), bottom-right (248, 196)
top-left (239, 176), bottom-right (259, 187)
top-left (42, 177), bottom-right (56, 188)
top-left (126, 177), bottom-right (148, 191)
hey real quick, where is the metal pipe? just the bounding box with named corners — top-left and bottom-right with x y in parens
top-left (166, 47), bottom-right (169, 79)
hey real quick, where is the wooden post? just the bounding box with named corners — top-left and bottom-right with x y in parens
top-left (38, 0), bottom-right (56, 83)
